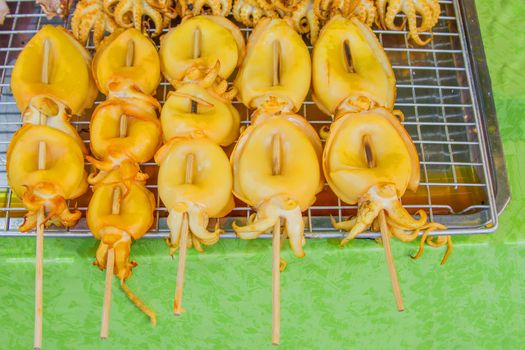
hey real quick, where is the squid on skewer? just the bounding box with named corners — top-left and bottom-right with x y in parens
top-left (160, 15), bottom-right (245, 84)
top-left (87, 168), bottom-right (157, 325)
top-left (313, 16), bottom-right (451, 264)
top-left (155, 135), bottom-right (234, 256)
top-left (11, 25), bottom-right (98, 115)
top-left (231, 111), bottom-right (323, 258)
top-left (158, 14), bottom-right (242, 315)
top-left (232, 17), bottom-right (321, 344)
top-left (161, 65), bottom-right (240, 146)
top-left (8, 25), bottom-right (96, 348)
top-left (93, 28), bottom-right (161, 96)
top-left (234, 17), bottom-right (311, 113)
top-left (89, 27), bottom-right (161, 336)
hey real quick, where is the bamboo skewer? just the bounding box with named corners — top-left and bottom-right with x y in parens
top-left (100, 110), bottom-right (128, 338)
top-left (126, 40), bottom-right (134, 67)
top-left (378, 211), bottom-right (404, 311)
top-left (34, 205), bottom-right (44, 350)
top-left (173, 153), bottom-right (194, 316)
top-left (271, 134), bottom-right (281, 345)
top-left (269, 41), bottom-right (283, 345)
top-left (272, 219), bottom-right (281, 345)
top-left (34, 38), bottom-right (51, 350)
top-left (100, 186), bottom-right (121, 339)
top-left (363, 135), bottom-right (404, 312)
top-left (189, 28), bottom-right (201, 114)
top-left (172, 29), bottom-right (201, 316)
top-left (192, 27), bottom-right (201, 60)
top-left (272, 41), bottom-right (281, 87)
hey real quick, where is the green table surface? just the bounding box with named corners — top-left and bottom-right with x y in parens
top-left (2, 1), bottom-right (525, 349)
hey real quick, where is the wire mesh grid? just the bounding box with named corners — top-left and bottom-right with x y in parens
top-left (0, 0), bottom-right (499, 238)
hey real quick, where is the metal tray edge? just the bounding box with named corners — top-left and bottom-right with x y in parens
top-left (459, 0), bottom-right (511, 216)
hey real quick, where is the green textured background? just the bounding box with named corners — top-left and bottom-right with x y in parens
top-left (2, 1), bottom-right (525, 349)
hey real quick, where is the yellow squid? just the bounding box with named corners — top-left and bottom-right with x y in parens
top-left (232, 18), bottom-right (321, 343)
top-left (375, 0), bottom-right (441, 45)
top-left (11, 25), bottom-right (97, 115)
top-left (158, 14), bottom-right (243, 315)
top-left (88, 27), bottom-right (161, 330)
top-left (160, 15), bottom-right (245, 84)
top-left (231, 111), bottom-right (323, 257)
top-left (155, 135), bottom-right (234, 254)
top-left (232, 18), bottom-right (321, 256)
top-left (8, 25), bottom-right (95, 233)
top-left (93, 28), bottom-right (161, 96)
top-left (234, 17), bottom-right (311, 113)
top-left (313, 16), bottom-right (451, 264)
top-left (87, 168), bottom-right (157, 324)
top-left (71, 0), bottom-right (117, 47)
top-left (161, 64), bottom-right (240, 146)
top-left (7, 123), bottom-right (88, 232)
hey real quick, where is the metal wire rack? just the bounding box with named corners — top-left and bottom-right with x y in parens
top-left (0, 0), bottom-right (508, 238)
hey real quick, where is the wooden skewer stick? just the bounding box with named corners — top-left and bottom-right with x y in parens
top-left (192, 27), bottom-right (201, 60)
top-left (34, 38), bottom-right (50, 350)
top-left (272, 40), bottom-right (281, 87)
top-left (41, 39), bottom-right (50, 84)
top-left (363, 135), bottom-right (404, 312)
top-left (100, 186), bottom-right (122, 339)
top-left (100, 112), bottom-right (128, 339)
top-left (173, 153), bottom-right (194, 316)
top-left (119, 114), bottom-right (128, 138)
top-left (269, 37), bottom-right (283, 344)
top-left (378, 211), bottom-right (404, 311)
top-left (343, 40), bottom-right (354, 74)
top-left (34, 206), bottom-right (44, 350)
top-left (189, 27), bottom-right (202, 114)
top-left (272, 219), bottom-right (281, 345)
top-left (126, 40), bottom-right (134, 67)
top-left (271, 134), bottom-right (281, 345)
top-left (34, 168), bottom-right (45, 350)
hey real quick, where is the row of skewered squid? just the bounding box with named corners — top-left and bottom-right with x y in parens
top-left (66, 0), bottom-right (441, 48)
top-left (312, 16), bottom-right (452, 263)
top-left (87, 28), bottom-right (162, 328)
top-left (5, 14), bottom-right (454, 346)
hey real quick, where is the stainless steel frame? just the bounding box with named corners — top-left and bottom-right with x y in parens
top-left (0, 0), bottom-right (510, 239)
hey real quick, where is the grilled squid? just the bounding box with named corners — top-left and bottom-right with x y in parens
top-left (11, 25), bottom-right (97, 115)
top-left (160, 15), bottom-right (245, 84)
top-left (231, 112), bottom-right (322, 257)
top-left (7, 124), bottom-right (88, 231)
top-left (313, 15), bottom-right (451, 263)
top-left (155, 135), bottom-right (234, 254)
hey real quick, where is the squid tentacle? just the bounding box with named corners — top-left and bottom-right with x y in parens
top-left (330, 215), bottom-right (357, 232)
top-left (385, 203), bottom-right (428, 230)
top-left (405, 0), bottom-right (432, 46)
top-left (283, 205), bottom-right (305, 257)
top-left (384, 1), bottom-right (406, 31)
top-left (411, 223), bottom-right (451, 264)
top-left (233, 215), bottom-right (277, 239)
top-left (143, 1), bottom-right (165, 36)
top-left (187, 206), bottom-right (222, 245)
top-left (166, 208), bottom-right (184, 255)
top-left (340, 198), bottom-right (382, 246)
top-left (114, 0), bottom-right (134, 27)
